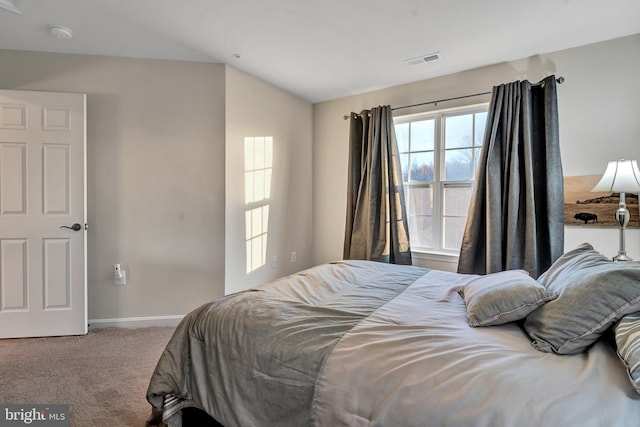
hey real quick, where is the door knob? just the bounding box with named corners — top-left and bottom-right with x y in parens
top-left (60, 223), bottom-right (82, 231)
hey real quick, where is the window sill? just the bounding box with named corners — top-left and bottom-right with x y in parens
top-left (411, 251), bottom-right (459, 272)
top-left (411, 250), bottom-right (459, 263)
top-left (411, 250), bottom-right (460, 262)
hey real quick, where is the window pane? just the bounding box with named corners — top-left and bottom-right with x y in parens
top-left (474, 147), bottom-right (482, 177)
top-left (443, 186), bottom-right (473, 216)
top-left (408, 215), bottom-right (434, 248)
top-left (445, 114), bottom-right (473, 149)
top-left (395, 123), bottom-right (409, 153)
top-left (444, 149), bottom-right (473, 181)
top-left (400, 153), bottom-right (409, 182)
top-left (410, 152), bottom-right (434, 182)
top-left (406, 185), bottom-right (433, 216)
top-left (474, 112), bottom-right (487, 147)
top-left (411, 119), bottom-right (435, 152)
top-left (443, 217), bottom-right (467, 250)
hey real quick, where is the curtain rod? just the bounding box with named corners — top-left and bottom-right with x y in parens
top-left (343, 76), bottom-right (565, 120)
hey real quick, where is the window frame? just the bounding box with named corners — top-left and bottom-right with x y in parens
top-left (394, 103), bottom-right (488, 256)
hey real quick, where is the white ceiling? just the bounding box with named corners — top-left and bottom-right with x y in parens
top-left (1, 0), bottom-right (639, 103)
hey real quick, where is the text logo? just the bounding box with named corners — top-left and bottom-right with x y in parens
top-left (0, 405), bottom-right (69, 426)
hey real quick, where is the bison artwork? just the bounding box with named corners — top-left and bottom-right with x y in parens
top-left (574, 212), bottom-right (598, 224)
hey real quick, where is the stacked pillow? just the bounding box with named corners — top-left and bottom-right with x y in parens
top-left (459, 243), bottom-right (640, 393)
top-left (523, 243), bottom-right (640, 355)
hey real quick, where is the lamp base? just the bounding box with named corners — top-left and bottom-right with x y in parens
top-left (613, 193), bottom-right (632, 262)
top-left (613, 252), bottom-right (633, 262)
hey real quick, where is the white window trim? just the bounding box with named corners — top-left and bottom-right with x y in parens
top-left (412, 250), bottom-right (459, 263)
top-left (394, 103), bottom-right (488, 257)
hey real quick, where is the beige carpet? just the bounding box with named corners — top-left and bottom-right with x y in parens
top-left (0, 326), bottom-right (175, 427)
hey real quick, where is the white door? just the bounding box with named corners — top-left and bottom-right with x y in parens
top-left (0, 90), bottom-right (87, 338)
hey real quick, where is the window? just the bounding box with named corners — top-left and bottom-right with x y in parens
top-left (394, 105), bottom-right (488, 255)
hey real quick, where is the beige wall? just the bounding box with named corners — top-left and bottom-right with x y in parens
top-left (0, 50), bottom-right (314, 324)
top-left (312, 34), bottom-right (640, 270)
top-left (2, 33), bottom-right (637, 321)
top-left (225, 66), bottom-right (313, 293)
top-left (0, 50), bottom-right (227, 322)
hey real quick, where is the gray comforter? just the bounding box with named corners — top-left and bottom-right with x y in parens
top-left (147, 261), bottom-right (640, 426)
top-left (147, 260), bottom-right (427, 426)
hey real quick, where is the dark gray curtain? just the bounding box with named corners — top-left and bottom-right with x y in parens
top-left (457, 75), bottom-right (564, 278)
top-left (343, 105), bottom-right (412, 264)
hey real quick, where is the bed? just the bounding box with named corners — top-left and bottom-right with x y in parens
top-left (146, 244), bottom-right (640, 426)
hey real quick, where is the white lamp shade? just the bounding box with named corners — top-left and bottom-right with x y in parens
top-left (592, 159), bottom-right (640, 194)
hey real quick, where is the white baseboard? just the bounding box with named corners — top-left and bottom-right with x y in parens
top-left (88, 315), bottom-right (184, 330)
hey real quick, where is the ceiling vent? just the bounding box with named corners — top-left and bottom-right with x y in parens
top-left (405, 52), bottom-right (442, 66)
top-left (48, 25), bottom-right (73, 40)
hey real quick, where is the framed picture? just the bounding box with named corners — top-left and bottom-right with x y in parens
top-left (564, 175), bottom-right (639, 227)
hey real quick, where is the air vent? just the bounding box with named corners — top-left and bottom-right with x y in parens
top-left (405, 52), bottom-right (442, 66)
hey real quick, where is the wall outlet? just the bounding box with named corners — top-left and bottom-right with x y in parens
top-left (114, 264), bottom-right (127, 285)
top-left (272, 256), bottom-right (278, 268)
top-left (291, 251), bottom-right (297, 263)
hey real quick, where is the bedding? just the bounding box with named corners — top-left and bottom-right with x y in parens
top-left (525, 243), bottom-right (640, 354)
top-left (147, 260), bottom-right (640, 427)
top-left (615, 312), bottom-right (640, 393)
top-left (460, 269), bottom-right (557, 327)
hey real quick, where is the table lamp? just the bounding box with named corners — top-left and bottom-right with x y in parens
top-left (592, 159), bottom-right (640, 261)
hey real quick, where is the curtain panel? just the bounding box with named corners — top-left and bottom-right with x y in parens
top-left (458, 76), bottom-right (564, 278)
top-left (343, 105), bottom-right (412, 265)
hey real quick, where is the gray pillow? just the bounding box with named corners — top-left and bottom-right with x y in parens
top-left (614, 312), bottom-right (640, 394)
top-left (524, 243), bottom-right (640, 354)
top-left (461, 269), bottom-right (557, 327)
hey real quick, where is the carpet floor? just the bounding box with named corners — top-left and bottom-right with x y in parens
top-left (0, 326), bottom-right (175, 427)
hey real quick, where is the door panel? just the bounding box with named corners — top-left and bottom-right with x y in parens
top-left (0, 90), bottom-right (86, 338)
top-left (1, 238), bottom-right (28, 310)
top-left (43, 238), bottom-right (71, 309)
top-left (43, 143), bottom-right (71, 215)
top-left (0, 143), bottom-right (27, 214)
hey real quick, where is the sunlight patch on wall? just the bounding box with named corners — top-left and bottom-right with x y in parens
top-left (245, 205), bottom-right (269, 273)
top-left (244, 136), bottom-right (273, 273)
top-left (245, 136), bottom-right (273, 203)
